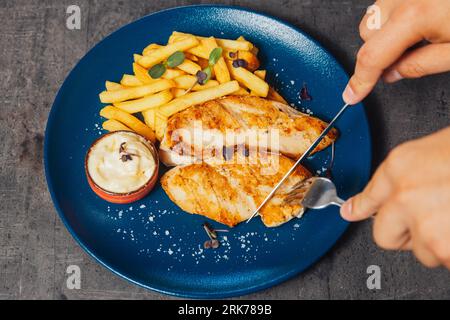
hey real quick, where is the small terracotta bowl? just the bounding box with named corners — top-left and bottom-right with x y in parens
top-left (85, 131), bottom-right (159, 204)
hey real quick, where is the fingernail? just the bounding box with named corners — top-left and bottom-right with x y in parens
top-left (342, 84), bottom-right (358, 105)
top-left (384, 69), bottom-right (403, 83)
top-left (340, 198), bottom-right (353, 217)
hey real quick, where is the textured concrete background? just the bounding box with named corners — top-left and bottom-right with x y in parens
top-left (0, 0), bottom-right (449, 300)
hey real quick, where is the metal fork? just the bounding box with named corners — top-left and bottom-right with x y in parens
top-left (284, 177), bottom-right (345, 209)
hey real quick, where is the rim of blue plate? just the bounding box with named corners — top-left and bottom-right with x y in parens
top-left (44, 4), bottom-right (372, 299)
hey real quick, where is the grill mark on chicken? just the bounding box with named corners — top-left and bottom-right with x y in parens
top-left (203, 167), bottom-right (240, 224)
top-left (179, 172), bottom-right (211, 215)
top-left (218, 99), bottom-right (251, 131)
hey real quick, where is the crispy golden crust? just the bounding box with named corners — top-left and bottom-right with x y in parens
top-left (162, 95), bottom-right (338, 160)
top-left (161, 151), bottom-right (312, 227)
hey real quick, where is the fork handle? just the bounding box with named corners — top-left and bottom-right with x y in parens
top-left (331, 196), bottom-right (346, 207)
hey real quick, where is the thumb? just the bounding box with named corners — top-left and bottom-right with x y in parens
top-left (340, 161), bottom-right (394, 221)
top-left (383, 43), bottom-right (450, 83)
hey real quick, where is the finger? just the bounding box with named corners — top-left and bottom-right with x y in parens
top-left (410, 211), bottom-right (440, 268)
top-left (359, 0), bottom-right (402, 41)
top-left (443, 261), bottom-right (450, 271)
top-left (419, 214), bottom-right (450, 269)
top-left (383, 43), bottom-right (450, 82)
top-left (343, 8), bottom-right (424, 104)
top-left (373, 200), bottom-right (410, 250)
top-left (411, 239), bottom-right (441, 268)
top-left (399, 233), bottom-right (412, 251)
top-left (340, 161), bottom-right (393, 221)
top-left (399, 238), bottom-right (412, 251)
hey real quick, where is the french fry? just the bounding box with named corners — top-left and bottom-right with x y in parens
top-left (102, 119), bottom-right (132, 132)
top-left (100, 106), bottom-right (156, 142)
top-left (173, 75), bottom-right (219, 91)
top-left (142, 109), bottom-right (156, 130)
top-left (177, 59), bottom-right (201, 75)
top-left (172, 75), bottom-right (202, 89)
top-left (251, 46), bottom-right (259, 56)
top-left (200, 37), bottom-right (230, 84)
top-left (167, 34), bottom-right (210, 59)
top-left (226, 60), bottom-right (269, 97)
top-left (237, 51), bottom-right (260, 71)
top-left (133, 62), bottom-right (155, 84)
top-left (224, 50), bottom-right (260, 71)
top-left (223, 49), bottom-right (235, 60)
top-left (237, 36), bottom-right (260, 56)
top-left (133, 54), bottom-right (143, 63)
top-left (171, 88), bottom-right (187, 98)
top-left (192, 80), bottom-right (220, 91)
top-left (154, 111), bottom-right (169, 140)
top-left (142, 43), bottom-right (163, 56)
top-left (120, 74), bottom-right (144, 87)
top-left (267, 87), bottom-right (288, 104)
top-left (138, 36), bottom-right (199, 68)
top-left (185, 45), bottom-right (210, 59)
top-left (171, 32), bottom-right (253, 51)
top-left (99, 79), bottom-right (175, 103)
top-left (218, 38), bottom-right (253, 51)
top-left (141, 101), bottom-right (168, 139)
top-left (251, 70), bottom-right (267, 95)
top-left (213, 60), bottom-right (230, 84)
top-left (196, 58), bottom-right (210, 69)
top-left (236, 36), bottom-right (258, 52)
top-left (254, 70), bottom-right (267, 80)
top-left (233, 87), bottom-right (250, 95)
top-left (236, 36), bottom-right (259, 55)
top-left (113, 90), bottom-right (173, 113)
top-left (185, 53), bottom-right (199, 62)
top-left (154, 123), bottom-right (166, 141)
top-left (158, 80), bottom-right (240, 117)
top-left (162, 69), bottom-right (185, 80)
top-left (105, 81), bottom-right (124, 91)
top-left (168, 32), bottom-right (188, 44)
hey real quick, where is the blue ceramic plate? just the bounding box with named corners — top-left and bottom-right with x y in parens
top-left (45, 5), bottom-right (371, 298)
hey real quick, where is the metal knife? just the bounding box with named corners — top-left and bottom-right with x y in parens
top-left (246, 103), bottom-right (350, 223)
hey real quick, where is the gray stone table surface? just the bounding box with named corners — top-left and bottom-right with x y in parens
top-left (1, 0), bottom-right (449, 300)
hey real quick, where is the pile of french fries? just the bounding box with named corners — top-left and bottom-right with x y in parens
top-left (98, 31), bottom-right (288, 143)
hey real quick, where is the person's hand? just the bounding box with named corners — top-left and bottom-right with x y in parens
top-left (340, 127), bottom-right (450, 268)
top-left (343, 0), bottom-right (450, 104)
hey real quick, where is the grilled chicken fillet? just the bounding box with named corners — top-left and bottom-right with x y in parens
top-left (160, 95), bottom-right (338, 166)
top-left (161, 151), bottom-right (312, 227)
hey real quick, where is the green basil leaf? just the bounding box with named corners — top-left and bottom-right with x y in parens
top-left (149, 63), bottom-right (166, 79)
top-left (166, 51), bottom-right (185, 68)
top-left (208, 47), bottom-right (223, 66)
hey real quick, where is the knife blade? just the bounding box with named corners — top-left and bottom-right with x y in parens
top-left (246, 103), bottom-right (350, 223)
